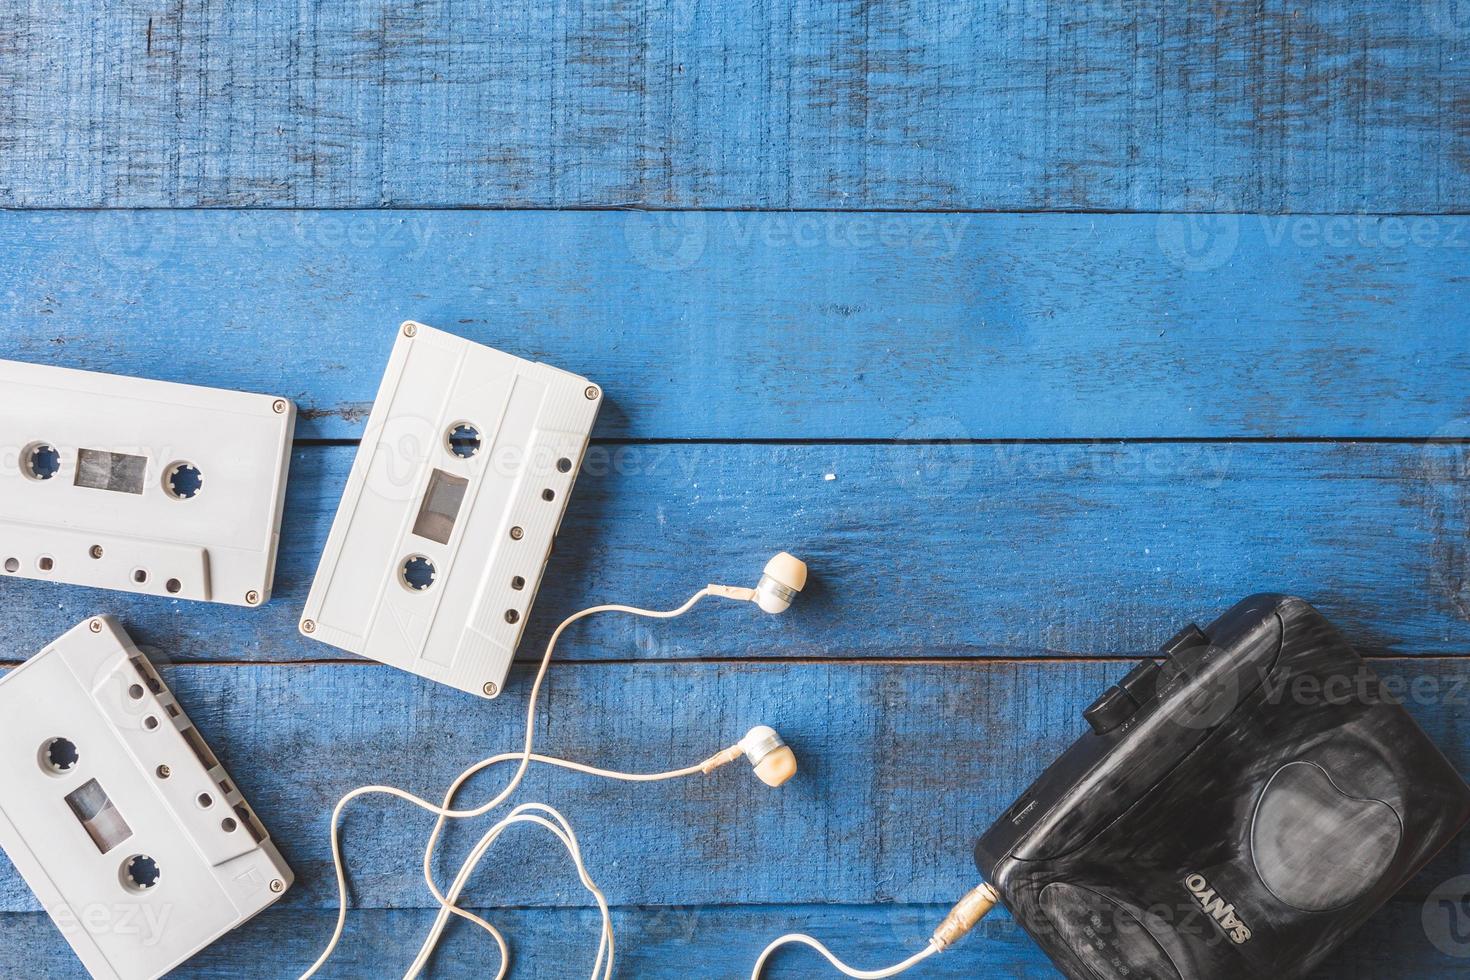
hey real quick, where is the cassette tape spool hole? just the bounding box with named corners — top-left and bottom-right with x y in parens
top-left (122, 855), bottom-right (161, 892)
top-left (39, 737), bottom-right (80, 775)
top-left (22, 443), bottom-right (61, 481)
top-left (401, 555), bottom-right (437, 592)
top-left (164, 462), bottom-right (204, 500)
top-left (446, 423), bottom-right (482, 459)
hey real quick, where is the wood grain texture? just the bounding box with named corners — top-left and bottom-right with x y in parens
top-left (1, 659), bottom-right (1468, 916)
top-left (4, 2), bottom-right (1469, 973)
top-left (2, 660), bottom-right (1469, 978)
top-left (0, 902), bottom-right (1461, 979)
top-left (6, 210), bottom-right (1470, 440)
top-left (3, 2), bottom-right (1469, 210)
top-left (2, 442), bottom-right (1464, 664)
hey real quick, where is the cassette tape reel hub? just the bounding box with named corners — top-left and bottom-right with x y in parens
top-left (0, 617), bottom-right (293, 980)
top-left (300, 322), bottom-right (601, 699)
top-left (0, 360), bottom-right (296, 607)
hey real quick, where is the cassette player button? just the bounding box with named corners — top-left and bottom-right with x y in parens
top-left (1084, 659), bottom-right (1161, 735)
top-left (1160, 623), bottom-right (1208, 658)
top-left (1083, 685), bottom-right (1137, 735)
top-left (1117, 659), bottom-right (1160, 705)
top-left (1158, 623), bottom-right (1210, 685)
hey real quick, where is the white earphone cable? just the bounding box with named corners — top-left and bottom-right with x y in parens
top-left (751, 936), bottom-right (939, 979)
top-left (749, 883), bottom-right (1001, 979)
top-left (403, 750), bottom-right (720, 978)
top-left (300, 587), bottom-right (724, 980)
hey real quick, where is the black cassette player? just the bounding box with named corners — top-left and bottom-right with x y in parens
top-left (975, 594), bottom-right (1470, 979)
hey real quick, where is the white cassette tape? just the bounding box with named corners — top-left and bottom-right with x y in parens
top-left (300, 322), bottom-right (600, 698)
top-left (0, 360), bottom-right (296, 607)
top-left (0, 617), bottom-right (293, 980)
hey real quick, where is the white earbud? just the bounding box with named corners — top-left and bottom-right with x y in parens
top-left (754, 552), bottom-right (808, 614)
top-left (739, 725), bottom-right (799, 787)
top-left (700, 725), bottom-right (799, 787)
top-left (705, 553), bottom-right (808, 613)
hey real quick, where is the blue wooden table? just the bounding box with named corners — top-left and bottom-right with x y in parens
top-left (3, 2), bottom-right (1470, 977)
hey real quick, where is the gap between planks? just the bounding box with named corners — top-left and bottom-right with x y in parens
top-left (11, 206), bottom-right (1470, 218)
top-left (3, 655), bottom-right (1469, 668)
top-left (291, 436), bottom-right (1470, 449)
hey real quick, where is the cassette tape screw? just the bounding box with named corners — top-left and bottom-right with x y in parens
top-left (302, 619), bottom-right (317, 634)
top-left (482, 682), bottom-right (499, 697)
top-left (245, 590), bottom-right (261, 605)
top-left (89, 620), bottom-right (102, 634)
top-left (272, 399), bottom-right (288, 415)
top-left (402, 322), bottom-right (418, 338)
top-left (270, 879), bottom-right (286, 893)
top-left (510, 527), bottom-right (524, 540)
top-left (585, 385), bottom-right (599, 400)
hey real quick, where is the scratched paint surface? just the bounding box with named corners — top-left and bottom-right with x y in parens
top-left (1, 2), bottom-right (1469, 211)
top-left (1, 2), bottom-right (1469, 978)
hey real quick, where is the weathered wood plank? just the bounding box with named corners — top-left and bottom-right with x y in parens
top-left (1, 660), bottom-right (1467, 915)
top-left (0, 901), bottom-right (1460, 979)
top-left (6, 210), bottom-right (1469, 440)
top-left (1, 443), bottom-right (1464, 663)
top-left (2, 2), bottom-right (1468, 210)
